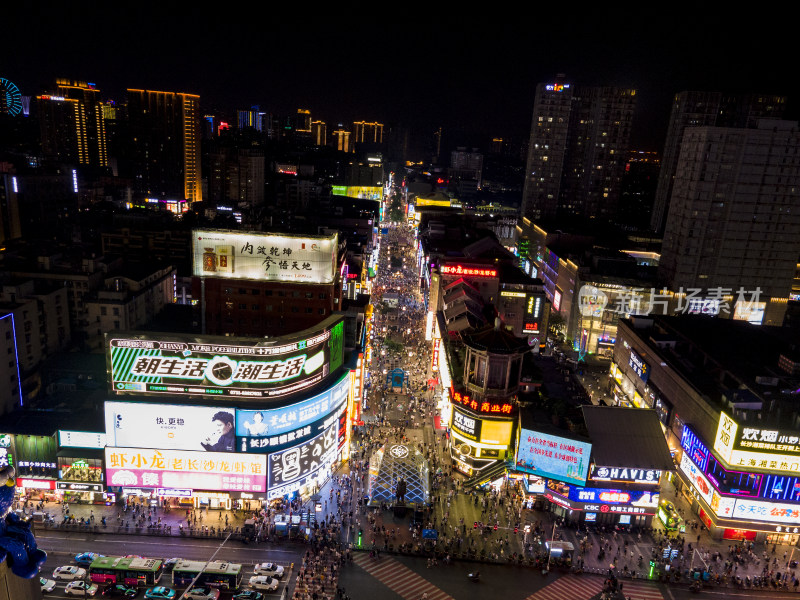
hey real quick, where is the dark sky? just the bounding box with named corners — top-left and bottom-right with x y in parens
top-left (5, 8), bottom-right (798, 151)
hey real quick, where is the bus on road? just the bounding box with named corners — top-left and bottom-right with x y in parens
top-left (172, 560), bottom-right (243, 590)
top-left (89, 556), bottom-right (164, 586)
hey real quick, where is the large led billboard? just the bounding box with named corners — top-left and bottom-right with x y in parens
top-left (714, 411), bottom-right (800, 474)
top-left (516, 429), bottom-right (591, 486)
top-left (105, 402), bottom-right (235, 452)
top-left (105, 447), bottom-right (267, 492)
top-left (236, 371), bottom-right (350, 453)
top-left (107, 316), bottom-right (344, 399)
top-left (192, 229), bottom-right (337, 284)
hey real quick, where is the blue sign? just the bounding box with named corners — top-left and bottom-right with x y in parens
top-left (235, 372), bottom-right (350, 452)
top-left (422, 529), bottom-right (438, 540)
top-left (680, 425), bottom-right (709, 471)
top-left (515, 429), bottom-right (591, 486)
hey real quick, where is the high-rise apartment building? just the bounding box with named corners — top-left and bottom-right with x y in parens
top-left (37, 79), bottom-right (108, 168)
top-left (650, 91), bottom-right (787, 232)
top-left (521, 76), bottom-right (636, 221)
top-left (450, 147), bottom-right (483, 187)
top-left (659, 120), bottom-right (800, 325)
top-left (296, 109), bottom-right (312, 132)
top-left (126, 89), bottom-right (202, 203)
top-left (353, 121), bottom-right (383, 144)
top-left (332, 128), bottom-right (351, 153)
top-left (237, 106), bottom-right (266, 132)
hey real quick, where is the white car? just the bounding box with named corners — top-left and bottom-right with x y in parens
top-left (40, 577), bottom-right (57, 593)
top-left (249, 576), bottom-right (279, 592)
top-left (253, 562), bottom-right (284, 579)
top-left (185, 588), bottom-right (220, 600)
top-left (65, 581), bottom-right (99, 596)
top-left (53, 566), bottom-right (87, 580)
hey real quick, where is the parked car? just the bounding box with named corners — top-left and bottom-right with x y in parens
top-left (253, 563), bottom-right (284, 579)
top-left (66, 581), bottom-right (100, 596)
top-left (248, 576), bottom-right (279, 592)
top-left (53, 566), bottom-right (88, 580)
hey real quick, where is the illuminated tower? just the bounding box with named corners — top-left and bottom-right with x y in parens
top-left (37, 79), bottom-right (108, 168)
top-left (296, 109), bottom-right (312, 132)
top-left (311, 120), bottom-right (326, 146)
top-left (353, 121), bottom-right (383, 144)
top-left (126, 88), bottom-right (202, 203)
top-left (332, 128), bottom-right (351, 153)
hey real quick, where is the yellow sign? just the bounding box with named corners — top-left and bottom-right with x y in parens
top-left (714, 411), bottom-right (800, 474)
top-left (415, 198), bottom-right (451, 207)
top-left (480, 421), bottom-right (513, 446)
top-left (714, 411), bottom-right (738, 463)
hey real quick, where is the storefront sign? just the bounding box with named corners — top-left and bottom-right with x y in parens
top-left (732, 497), bottom-right (800, 525)
top-left (714, 411), bottom-right (800, 474)
top-left (680, 453), bottom-right (714, 506)
top-left (589, 465), bottom-right (662, 484)
top-left (105, 447), bottom-right (267, 493)
top-left (628, 348), bottom-right (649, 382)
top-left (156, 488), bottom-right (192, 497)
top-left (17, 479), bottom-right (55, 490)
top-left (570, 487), bottom-right (659, 508)
top-left (235, 371), bottom-right (350, 453)
top-left (439, 265), bottom-right (497, 277)
top-left (107, 316), bottom-right (344, 399)
top-left (193, 229), bottom-right (337, 283)
top-left (57, 482), bottom-right (104, 493)
top-left (449, 389), bottom-right (514, 415)
top-left (516, 429), bottom-right (591, 486)
top-left (711, 491), bottom-right (736, 517)
top-left (680, 425), bottom-right (710, 471)
top-left (451, 408), bottom-right (481, 442)
top-left (59, 431), bottom-right (107, 449)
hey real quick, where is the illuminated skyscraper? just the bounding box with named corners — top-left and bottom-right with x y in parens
top-left (126, 88), bottom-right (202, 203)
top-left (237, 106), bottom-right (265, 132)
top-left (521, 76), bottom-right (636, 221)
top-left (296, 109), bottom-right (312, 132)
top-left (332, 128), bottom-right (351, 153)
top-left (353, 121), bottom-right (383, 144)
top-left (37, 79), bottom-right (108, 168)
top-left (311, 120), bottom-right (326, 146)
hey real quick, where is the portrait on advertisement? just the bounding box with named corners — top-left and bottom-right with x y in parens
top-left (201, 411), bottom-right (236, 452)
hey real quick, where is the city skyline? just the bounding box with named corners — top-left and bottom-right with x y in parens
top-left (7, 10), bottom-right (798, 150)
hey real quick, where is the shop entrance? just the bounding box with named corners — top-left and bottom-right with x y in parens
top-left (767, 532), bottom-right (799, 545)
top-left (194, 493), bottom-right (231, 510)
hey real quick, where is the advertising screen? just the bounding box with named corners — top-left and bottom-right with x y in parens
top-left (680, 453), bottom-right (714, 506)
top-left (589, 465), bottom-right (662, 485)
top-left (451, 408), bottom-right (481, 442)
top-left (107, 316), bottom-right (344, 399)
top-left (105, 447), bottom-right (267, 492)
top-left (680, 425), bottom-right (710, 471)
top-left (192, 229), bottom-right (337, 284)
top-left (732, 497), bottom-right (800, 525)
top-left (570, 486), bottom-right (660, 509)
top-left (236, 371), bottom-right (350, 453)
top-left (480, 420), bottom-right (513, 446)
top-left (267, 416), bottom-right (342, 500)
top-left (105, 402), bottom-right (235, 452)
top-left (59, 431), bottom-right (107, 449)
top-left (516, 429), bottom-right (591, 486)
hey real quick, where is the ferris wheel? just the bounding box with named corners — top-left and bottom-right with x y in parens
top-left (0, 77), bottom-right (23, 116)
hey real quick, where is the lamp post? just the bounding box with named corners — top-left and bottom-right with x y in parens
top-left (546, 520), bottom-right (557, 572)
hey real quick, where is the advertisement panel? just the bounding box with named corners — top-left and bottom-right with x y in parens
top-left (105, 402), bottom-right (235, 452)
top-left (192, 229), bottom-right (337, 284)
top-left (267, 418), bottom-right (341, 500)
top-left (680, 453), bottom-right (714, 505)
top-left (59, 431), bottom-right (107, 449)
top-left (107, 316), bottom-right (344, 399)
top-left (105, 447), bottom-right (266, 492)
top-left (480, 420), bottom-right (513, 446)
top-left (451, 408), bottom-right (481, 442)
top-left (680, 425), bottom-right (710, 471)
top-left (714, 411), bottom-right (800, 474)
top-left (732, 497), bottom-right (800, 525)
top-left (235, 372), bottom-right (350, 453)
top-left (589, 465), bottom-right (662, 485)
top-left (628, 348), bottom-right (650, 383)
top-left (515, 429), bottom-right (591, 486)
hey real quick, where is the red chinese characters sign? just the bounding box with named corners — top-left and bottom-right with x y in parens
top-left (449, 388), bottom-right (513, 415)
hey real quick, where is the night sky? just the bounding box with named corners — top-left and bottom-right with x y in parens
top-left (6, 8), bottom-right (798, 151)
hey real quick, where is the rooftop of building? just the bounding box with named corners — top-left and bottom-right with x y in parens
top-left (582, 406), bottom-right (674, 470)
top-left (461, 318), bottom-right (530, 355)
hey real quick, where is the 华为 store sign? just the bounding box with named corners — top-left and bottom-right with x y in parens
top-left (714, 411), bottom-right (800, 474)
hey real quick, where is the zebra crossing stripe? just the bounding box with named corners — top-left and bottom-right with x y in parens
top-left (523, 574), bottom-right (605, 600)
top-left (352, 553), bottom-right (455, 600)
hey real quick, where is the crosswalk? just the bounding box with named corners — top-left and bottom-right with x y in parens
top-left (522, 574), bottom-right (664, 600)
top-left (352, 552), bottom-right (454, 600)
top-left (523, 574), bottom-right (605, 600)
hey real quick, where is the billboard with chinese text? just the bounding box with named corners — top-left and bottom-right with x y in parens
top-left (105, 447), bottom-right (267, 492)
top-left (107, 316), bottom-right (344, 399)
top-left (714, 411), bottom-right (800, 474)
top-left (192, 229), bottom-right (337, 284)
top-left (515, 429), bottom-right (591, 486)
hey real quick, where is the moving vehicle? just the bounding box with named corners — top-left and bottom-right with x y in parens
top-left (144, 587), bottom-right (176, 600)
top-left (40, 577), bottom-right (57, 593)
top-left (248, 576), bottom-right (279, 592)
top-left (253, 563), bottom-right (284, 579)
top-left (185, 588), bottom-right (221, 600)
top-left (54, 566), bottom-right (88, 581)
top-left (162, 558), bottom-right (180, 572)
top-left (76, 553), bottom-right (105, 567)
top-left (172, 560), bottom-right (243, 591)
top-left (66, 581), bottom-right (100, 596)
top-left (90, 556), bottom-right (164, 587)
top-left (102, 583), bottom-right (140, 597)
top-left (232, 592), bottom-right (264, 600)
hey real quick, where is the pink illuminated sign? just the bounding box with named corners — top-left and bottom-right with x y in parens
top-left (105, 447), bottom-right (266, 492)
